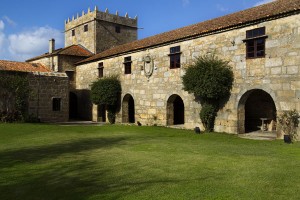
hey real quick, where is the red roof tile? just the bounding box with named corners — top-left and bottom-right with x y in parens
top-left (26, 45), bottom-right (93, 62)
top-left (77, 0), bottom-right (300, 65)
top-left (0, 60), bottom-right (51, 73)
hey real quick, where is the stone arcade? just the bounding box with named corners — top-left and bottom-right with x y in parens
top-left (1, 0), bottom-right (300, 135)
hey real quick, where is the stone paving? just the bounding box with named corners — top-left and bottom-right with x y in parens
top-left (238, 131), bottom-right (278, 141)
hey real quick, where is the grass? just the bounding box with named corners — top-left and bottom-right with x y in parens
top-left (0, 124), bottom-right (300, 200)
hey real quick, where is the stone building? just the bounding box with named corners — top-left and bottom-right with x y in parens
top-left (26, 41), bottom-right (93, 120)
top-left (74, 0), bottom-right (300, 135)
top-left (0, 60), bottom-right (69, 122)
top-left (27, 7), bottom-right (138, 120)
top-left (3, 0), bottom-right (300, 136)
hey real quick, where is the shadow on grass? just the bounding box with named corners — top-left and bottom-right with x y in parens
top-left (0, 131), bottom-right (252, 200)
top-left (0, 136), bottom-right (198, 200)
top-left (0, 137), bottom-right (126, 168)
top-left (0, 137), bottom-right (130, 199)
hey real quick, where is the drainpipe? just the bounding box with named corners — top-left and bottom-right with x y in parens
top-left (36, 72), bottom-right (40, 120)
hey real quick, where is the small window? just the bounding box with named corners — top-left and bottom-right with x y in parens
top-left (124, 56), bottom-right (132, 74)
top-left (84, 24), bottom-right (88, 32)
top-left (52, 98), bottom-right (61, 111)
top-left (244, 27), bottom-right (267, 59)
top-left (98, 62), bottom-right (104, 78)
top-left (72, 29), bottom-right (75, 36)
top-left (246, 27), bottom-right (265, 38)
top-left (65, 71), bottom-right (75, 81)
top-left (115, 26), bottom-right (121, 33)
top-left (169, 46), bottom-right (181, 69)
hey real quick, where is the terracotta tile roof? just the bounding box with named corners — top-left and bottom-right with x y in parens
top-left (77, 0), bottom-right (300, 65)
top-left (26, 45), bottom-right (93, 62)
top-left (0, 60), bottom-right (51, 73)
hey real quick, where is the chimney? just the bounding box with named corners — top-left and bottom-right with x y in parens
top-left (49, 39), bottom-right (55, 54)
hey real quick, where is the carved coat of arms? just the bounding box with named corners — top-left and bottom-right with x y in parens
top-left (143, 55), bottom-right (154, 79)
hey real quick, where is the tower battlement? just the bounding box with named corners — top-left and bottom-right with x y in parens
top-left (65, 6), bottom-right (137, 27)
top-left (65, 6), bottom-right (138, 32)
top-left (64, 6), bottom-right (138, 54)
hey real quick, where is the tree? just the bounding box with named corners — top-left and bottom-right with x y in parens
top-left (182, 53), bottom-right (234, 132)
top-left (91, 75), bottom-right (121, 124)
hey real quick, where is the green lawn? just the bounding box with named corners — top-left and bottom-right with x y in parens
top-left (0, 124), bottom-right (299, 200)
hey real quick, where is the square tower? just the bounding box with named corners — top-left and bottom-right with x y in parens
top-left (65, 7), bottom-right (138, 54)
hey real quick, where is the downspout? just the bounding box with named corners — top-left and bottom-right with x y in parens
top-left (36, 72), bottom-right (40, 120)
top-left (94, 18), bottom-right (97, 54)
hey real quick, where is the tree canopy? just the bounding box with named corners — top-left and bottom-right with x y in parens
top-left (91, 75), bottom-right (121, 106)
top-left (182, 54), bottom-right (234, 101)
top-left (91, 75), bottom-right (122, 124)
top-left (182, 54), bottom-right (234, 132)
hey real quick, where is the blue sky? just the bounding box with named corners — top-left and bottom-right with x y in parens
top-left (0, 0), bottom-right (274, 61)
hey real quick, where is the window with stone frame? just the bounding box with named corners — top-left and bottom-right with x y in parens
top-left (72, 29), bottom-right (75, 36)
top-left (52, 98), bottom-right (61, 111)
top-left (244, 27), bottom-right (267, 59)
top-left (98, 62), bottom-right (104, 78)
top-left (169, 46), bottom-right (181, 69)
top-left (124, 56), bottom-right (132, 74)
top-left (84, 24), bottom-right (88, 32)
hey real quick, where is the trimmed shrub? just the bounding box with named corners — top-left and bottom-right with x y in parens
top-left (182, 53), bottom-right (234, 132)
top-left (200, 103), bottom-right (218, 132)
top-left (182, 54), bottom-right (233, 100)
top-left (278, 110), bottom-right (300, 142)
top-left (91, 75), bottom-right (121, 106)
top-left (91, 75), bottom-right (121, 124)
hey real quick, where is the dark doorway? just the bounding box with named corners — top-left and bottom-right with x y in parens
top-left (97, 105), bottom-right (106, 122)
top-left (122, 94), bottom-right (135, 123)
top-left (69, 92), bottom-right (78, 119)
top-left (167, 94), bottom-right (185, 125)
top-left (238, 89), bottom-right (276, 133)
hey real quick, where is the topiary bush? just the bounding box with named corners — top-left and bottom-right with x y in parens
top-left (182, 53), bottom-right (234, 132)
top-left (278, 110), bottom-right (300, 142)
top-left (200, 103), bottom-right (218, 132)
top-left (107, 105), bottom-right (117, 124)
top-left (91, 75), bottom-right (121, 124)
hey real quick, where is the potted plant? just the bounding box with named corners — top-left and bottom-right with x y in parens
top-left (278, 110), bottom-right (300, 143)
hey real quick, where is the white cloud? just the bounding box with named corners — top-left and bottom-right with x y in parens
top-left (7, 26), bottom-right (63, 61)
top-left (0, 31), bottom-right (4, 48)
top-left (0, 20), bottom-right (6, 55)
top-left (0, 22), bottom-right (64, 61)
top-left (0, 20), bottom-right (4, 30)
top-left (254, 0), bottom-right (275, 7)
top-left (182, 0), bottom-right (190, 7)
top-left (216, 4), bottom-right (229, 12)
top-left (3, 16), bottom-right (17, 27)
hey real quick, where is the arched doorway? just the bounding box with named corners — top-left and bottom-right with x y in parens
top-left (122, 94), bottom-right (135, 123)
top-left (167, 94), bottom-right (185, 125)
top-left (238, 89), bottom-right (276, 133)
top-left (97, 105), bottom-right (106, 122)
top-left (69, 92), bottom-right (78, 119)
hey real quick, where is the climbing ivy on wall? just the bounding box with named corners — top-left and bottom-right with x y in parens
top-left (0, 71), bottom-right (30, 122)
top-left (182, 53), bottom-right (234, 132)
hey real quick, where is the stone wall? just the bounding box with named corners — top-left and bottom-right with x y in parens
top-left (28, 72), bottom-right (69, 122)
top-left (76, 14), bottom-right (300, 133)
top-left (95, 11), bottom-right (137, 53)
top-left (30, 56), bottom-right (58, 72)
